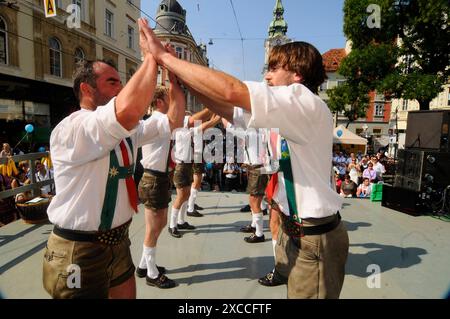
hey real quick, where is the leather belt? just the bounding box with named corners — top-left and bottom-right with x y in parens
top-left (144, 169), bottom-right (168, 177)
top-left (53, 220), bottom-right (131, 245)
top-left (270, 200), bottom-right (341, 237)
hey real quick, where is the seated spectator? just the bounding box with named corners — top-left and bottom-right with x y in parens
top-left (0, 143), bottom-right (12, 158)
top-left (11, 168), bottom-right (30, 189)
top-left (359, 157), bottom-right (369, 171)
top-left (362, 162), bottom-right (377, 183)
top-left (340, 174), bottom-right (357, 198)
top-left (347, 158), bottom-right (360, 185)
top-left (223, 161), bottom-right (239, 192)
top-left (371, 156), bottom-right (386, 182)
top-left (35, 161), bottom-right (54, 195)
top-left (356, 178), bottom-right (372, 198)
top-left (18, 161), bottom-right (31, 179)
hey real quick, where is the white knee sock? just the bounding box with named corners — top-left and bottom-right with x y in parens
top-left (251, 211), bottom-right (257, 228)
top-left (178, 201), bottom-right (188, 225)
top-left (170, 207), bottom-right (180, 229)
top-left (187, 188), bottom-right (198, 212)
top-left (139, 244), bottom-right (148, 269)
top-left (254, 212), bottom-right (264, 237)
top-left (144, 246), bottom-right (159, 279)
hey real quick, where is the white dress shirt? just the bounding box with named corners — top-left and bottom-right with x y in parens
top-left (235, 81), bottom-right (343, 219)
top-left (233, 107), bottom-right (269, 166)
top-left (48, 97), bottom-right (163, 231)
top-left (173, 116), bottom-right (202, 164)
top-left (140, 111), bottom-right (172, 172)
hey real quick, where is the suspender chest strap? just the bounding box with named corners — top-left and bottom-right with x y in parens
top-left (99, 138), bottom-right (135, 231)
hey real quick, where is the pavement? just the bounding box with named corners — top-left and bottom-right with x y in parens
top-left (1, 191), bottom-right (449, 299)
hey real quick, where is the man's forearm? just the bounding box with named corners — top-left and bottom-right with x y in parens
top-left (167, 86), bottom-right (185, 132)
top-left (116, 54), bottom-right (157, 130)
top-left (160, 53), bottom-right (251, 112)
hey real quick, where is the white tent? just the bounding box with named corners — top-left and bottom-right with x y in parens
top-left (333, 125), bottom-right (368, 154)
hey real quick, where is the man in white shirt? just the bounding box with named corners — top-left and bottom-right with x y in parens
top-left (43, 19), bottom-right (159, 299)
top-left (139, 21), bottom-right (349, 298)
top-left (136, 82), bottom-right (185, 289)
top-left (35, 161), bottom-right (53, 195)
top-left (168, 110), bottom-right (220, 238)
top-left (224, 117), bottom-right (269, 244)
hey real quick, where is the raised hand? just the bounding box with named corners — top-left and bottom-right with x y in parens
top-left (138, 18), bottom-right (168, 64)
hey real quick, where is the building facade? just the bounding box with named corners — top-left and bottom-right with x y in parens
top-left (0, 0), bottom-right (141, 149)
top-left (320, 43), bottom-right (392, 153)
top-left (152, 0), bottom-right (208, 113)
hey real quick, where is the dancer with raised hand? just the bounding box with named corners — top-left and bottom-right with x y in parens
top-left (43, 19), bottom-right (160, 299)
top-left (138, 19), bottom-right (348, 299)
top-left (136, 63), bottom-right (185, 288)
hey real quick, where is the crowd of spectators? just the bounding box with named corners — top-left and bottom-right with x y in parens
top-left (0, 143), bottom-right (54, 226)
top-left (333, 150), bottom-right (391, 199)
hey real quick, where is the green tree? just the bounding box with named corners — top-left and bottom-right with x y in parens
top-left (329, 0), bottom-right (449, 113)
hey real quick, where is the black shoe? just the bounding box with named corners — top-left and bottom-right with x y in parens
top-left (240, 224), bottom-right (256, 233)
top-left (258, 270), bottom-right (287, 287)
top-left (146, 273), bottom-right (177, 289)
top-left (187, 210), bottom-right (203, 217)
top-left (168, 227), bottom-right (182, 238)
top-left (262, 209), bottom-right (268, 216)
top-left (177, 222), bottom-right (196, 230)
top-left (244, 233), bottom-right (265, 243)
top-left (136, 265), bottom-right (166, 278)
top-left (194, 204), bottom-right (204, 211)
top-left (240, 204), bottom-right (251, 212)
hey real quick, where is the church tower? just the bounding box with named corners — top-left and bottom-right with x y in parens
top-left (263, 0), bottom-right (291, 74)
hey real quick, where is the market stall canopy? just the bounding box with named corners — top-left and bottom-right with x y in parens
top-left (333, 125), bottom-right (367, 145)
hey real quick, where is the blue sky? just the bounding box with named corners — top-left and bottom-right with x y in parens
top-left (141, 0), bottom-right (347, 81)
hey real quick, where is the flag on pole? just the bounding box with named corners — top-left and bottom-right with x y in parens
top-left (44, 0), bottom-right (57, 18)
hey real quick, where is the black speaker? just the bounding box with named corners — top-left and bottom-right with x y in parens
top-left (405, 110), bottom-right (450, 151)
top-left (394, 149), bottom-right (450, 192)
top-left (382, 184), bottom-right (424, 216)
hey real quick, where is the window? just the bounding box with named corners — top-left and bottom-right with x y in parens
top-left (74, 47), bottom-right (85, 64)
top-left (127, 68), bottom-right (135, 82)
top-left (356, 128), bottom-right (363, 136)
top-left (176, 47), bottom-right (182, 59)
top-left (49, 37), bottom-right (62, 77)
top-left (373, 129), bottom-right (382, 137)
top-left (105, 9), bottom-right (114, 38)
top-left (127, 26), bottom-right (134, 49)
top-left (0, 17), bottom-right (7, 65)
top-left (374, 102), bottom-right (384, 117)
top-left (72, 0), bottom-right (86, 22)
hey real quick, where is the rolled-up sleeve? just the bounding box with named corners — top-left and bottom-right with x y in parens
top-left (244, 81), bottom-right (320, 145)
top-left (51, 97), bottom-right (135, 166)
top-left (137, 114), bottom-right (171, 147)
top-left (233, 107), bottom-right (252, 130)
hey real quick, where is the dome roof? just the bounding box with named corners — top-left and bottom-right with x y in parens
top-left (155, 0), bottom-right (188, 34)
top-left (157, 0), bottom-right (185, 17)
